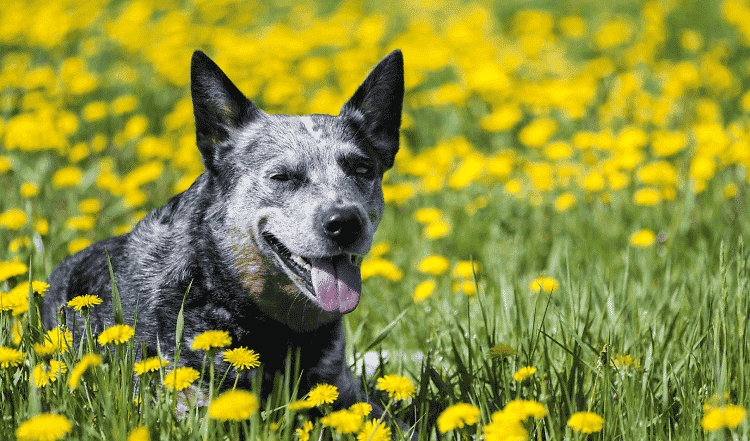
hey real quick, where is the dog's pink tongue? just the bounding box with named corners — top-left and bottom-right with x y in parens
top-left (311, 256), bottom-right (361, 313)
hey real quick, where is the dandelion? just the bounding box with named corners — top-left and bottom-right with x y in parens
top-left (68, 353), bottom-right (102, 390)
top-left (34, 328), bottom-right (73, 356)
top-left (208, 389), bottom-right (259, 421)
top-left (413, 207), bottom-right (442, 224)
top-left (483, 411), bottom-right (527, 441)
top-left (126, 426), bottom-right (150, 441)
top-left (418, 255), bottom-right (450, 275)
top-left (503, 399), bottom-right (548, 420)
top-left (15, 413), bottom-right (72, 441)
top-left (357, 419), bottom-right (391, 441)
top-left (288, 399), bottom-right (315, 411)
top-left (67, 294), bottom-right (103, 310)
top-left (529, 277), bottom-right (558, 293)
top-left (222, 347), bottom-right (260, 370)
top-left (68, 238), bottom-right (91, 254)
top-left (321, 409), bottom-right (363, 434)
top-left (452, 261), bottom-right (481, 278)
top-left (163, 367), bottom-right (200, 391)
top-left (20, 182), bottom-right (40, 197)
top-left (568, 411), bottom-right (604, 434)
top-left (33, 360), bottom-right (67, 387)
top-left (32, 281), bottom-right (49, 296)
top-left (633, 188), bottom-right (661, 206)
top-left (554, 192), bottom-right (577, 212)
top-left (437, 403), bottom-right (481, 432)
top-left (629, 229), bottom-right (656, 248)
top-left (51, 166), bottom-right (83, 188)
top-left (191, 330), bottom-right (231, 351)
top-left (0, 346), bottom-right (24, 368)
top-left (79, 198), bottom-right (102, 214)
top-left (512, 366), bottom-right (537, 382)
top-left (98, 324), bottom-right (135, 345)
top-left (413, 280), bottom-right (436, 303)
top-left (0, 261), bottom-right (28, 282)
top-left (360, 258), bottom-right (403, 281)
top-left (296, 421), bottom-right (314, 441)
top-left (307, 383), bottom-right (339, 406)
top-left (423, 219), bottom-right (451, 239)
top-left (0, 208), bottom-right (28, 230)
top-left (376, 374), bottom-right (415, 400)
top-left (133, 356), bottom-right (169, 375)
top-left (350, 402), bottom-right (372, 417)
top-left (702, 404), bottom-right (747, 431)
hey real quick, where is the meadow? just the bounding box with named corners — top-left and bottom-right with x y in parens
top-left (1, 0), bottom-right (750, 439)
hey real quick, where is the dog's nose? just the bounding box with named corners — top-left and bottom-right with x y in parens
top-left (320, 206), bottom-right (362, 248)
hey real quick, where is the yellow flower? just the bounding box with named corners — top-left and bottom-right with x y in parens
top-left (0, 261), bottom-right (28, 282)
top-left (32, 281), bottom-right (49, 296)
top-left (633, 188), bottom-right (661, 206)
top-left (98, 324), bottom-right (135, 345)
top-left (52, 166), bottom-right (83, 188)
top-left (163, 367), bottom-right (200, 391)
top-left (413, 280), bottom-right (436, 304)
top-left (595, 19), bottom-right (633, 49)
top-left (452, 261), bottom-right (481, 278)
top-left (307, 383), bottom-right (338, 406)
top-left (111, 95), bottom-right (138, 115)
top-left (701, 405), bottom-right (747, 431)
top-left (321, 409), bottom-right (363, 434)
top-left (68, 353), bottom-right (102, 390)
top-left (512, 366), bottom-right (537, 382)
top-left (0, 346), bottom-right (24, 368)
top-left (82, 101), bottom-right (108, 121)
top-left (481, 105), bottom-right (522, 132)
top-left (65, 215), bottom-right (96, 231)
top-left (582, 171), bottom-right (605, 192)
top-left (629, 229), bottom-right (656, 248)
top-left (376, 374), bottom-right (415, 400)
top-left (484, 411), bottom-right (528, 441)
top-left (223, 347), bottom-right (260, 370)
top-left (350, 402), bottom-right (372, 417)
top-left (437, 403), bottom-right (481, 432)
top-left (288, 400), bottom-right (315, 411)
top-left (68, 238), bottom-right (92, 254)
top-left (413, 207), bottom-right (442, 224)
top-left (191, 330), bottom-right (231, 351)
top-left (126, 426), bottom-right (150, 441)
top-left (67, 294), bottom-right (103, 310)
top-left (34, 328), bottom-right (73, 356)
top-left (360, 258), bottom-right (403, 281)
top-left (554, 193), bottom-right (576, 212)
top-left (0, 208), bottom-right (28, 230)
top-left (296, 421), bottom-right (314, 441)
top-left (418, 255), bottom-right (450, 275)
top-left (724, 183), bottom-right (738, 199)
top-left (357, 419), bottom-right (391, 441)
top-left (503, 399), bottom-right (548, 420)
top-left (20, 182), bottom-right (40, 197)
top-left (423, 219), bottom-right (451, 239)
top-left (78, 198), bottom-right (102, 214)
top-left (33, 360), bottom-right (67, 387)
top-left (567, 411), bottom-right (604, 434)
top-left (208, 389), bottom-right (259, 421)
top-left (518, 118), bottom-right (557, 147)
top-left (529, 277), bottom-right (558, 293)
top-left (16, 413), bottom-right (72, 441)
top-left (134, 356), bottom-right (169, 375)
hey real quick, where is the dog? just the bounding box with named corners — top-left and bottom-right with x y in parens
top-left (43, 49), bottom-right (408, 433)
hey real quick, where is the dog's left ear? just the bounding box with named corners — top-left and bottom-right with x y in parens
top-left (340, 50), bottom-right (404, 171)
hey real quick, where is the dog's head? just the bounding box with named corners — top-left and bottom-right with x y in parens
top-left (189, 50), bottom-right (403, 330)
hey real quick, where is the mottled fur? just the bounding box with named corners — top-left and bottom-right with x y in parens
top-left (43, 50), bottom-right (406, 431)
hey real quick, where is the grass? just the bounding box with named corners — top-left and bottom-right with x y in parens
top-left (2, 0), bottom-right (750, 439)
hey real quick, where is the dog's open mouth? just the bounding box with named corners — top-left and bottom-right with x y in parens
top-left (261, 231), bottom-right (362, 313)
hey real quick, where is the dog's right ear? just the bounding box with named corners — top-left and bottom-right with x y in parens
top-left (190, 50), bottom-right (259, 172)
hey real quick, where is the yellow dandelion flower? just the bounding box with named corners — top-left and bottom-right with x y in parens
top-left (34, 328), bottom-right (73, 356)
top-left (67, 294), bottom-right (103, 310)
top-left (360, 258), bottom-right (403, 281)
top-left (418, 255), bottom-right (450, 276)
top-left (133, 356), bottom-right (169, 375)
top-left (376, 374), bottom-right (415, 400)
top-left (512, 366), bottom-right (537, 382)
top-left (97, 324), bottom-right (135, 345)
top-left (163, 367), bottom-right (200, 391)
top-left (423, 219), bottom-right (451, 239)
top-left (208, 389), bottom-right (259, 421)
top-left (724, 183), bottom-right (738, 199)
top-left (633, 188), bottom-right (661, 206)
top-left (357, 419), bottom-right (391, 441)
top-left (437, 403), bottom-right (481, 432)
top-left (126, 426), bottom-right (150, 441)
top-left (0, 261), bottom-right (28, 282)
top-left (484, 411), bottom-right (528, 441)
top-left (452, 261), bottom-right (481, 278)
top-left (20, 182), bottom-right (40, 198)
top-left (702, 405), bottom-right (747, 431)
top-left (32, 281), bottom-right (49, 296)
top-left (629, 229), bottom-right (656, 248)
top-left (0, 208), bottom-right (28, 230)
top-left (51, 166), bottom-right (83, 188)
top-left (350, 402), bottom-right (372, 418)
top-left (0, 346), bottom-right (24, 368)
top-left (78, 198), bottom-right (102, 214)
top-left (68, 238), bottom-right (91, 254)
top-left (529, 277), bottom-right (558, 293)
top-left (288, 399), bottom-right (315, 411)
top-left (190, 330), bottom-right (231, 351)
top-left (413, 280), bottom-right (436, 304)
top-left (65, 215), bottom-right (96, 231)
top-left (554, 192), bottom-right (577, 212)
top-left (16, 413), bottom-right (72, 441)
top-left (296, 421), bottom-right (314, 441)
top-left (503, 399), bottom-right (548, 420)
top-left (567, 411), bottom-right (604, 434)
top-left (33, 360), bottom-right (67, 388)
top-left (82, 101), bottom-right (108, 121)
top-left (68, 353), bottom-right (102, 390)
top-left (519, 118), bottom-right (557, 147)
top-left (223, 347), bottom-right (260, 370)
top-left (413, 207), bottom-right (443, 224)
top-left (307, 383), bottom-right (338, 406)
top-left (321, 409), bottom-right (363, 434)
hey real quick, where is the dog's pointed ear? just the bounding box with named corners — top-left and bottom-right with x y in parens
top-left (191, 50), bottom-right (259, 171)
top-left (340, 50), bottom-right (404, 171)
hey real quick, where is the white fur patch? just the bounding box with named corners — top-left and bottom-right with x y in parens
top-left (300, 116), bottom-right (321, 140)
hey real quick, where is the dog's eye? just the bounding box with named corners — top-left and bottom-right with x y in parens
top-left (355, 166), bottom-right (370, 175)
top-left (270, 173), bottom-right (290, 182)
